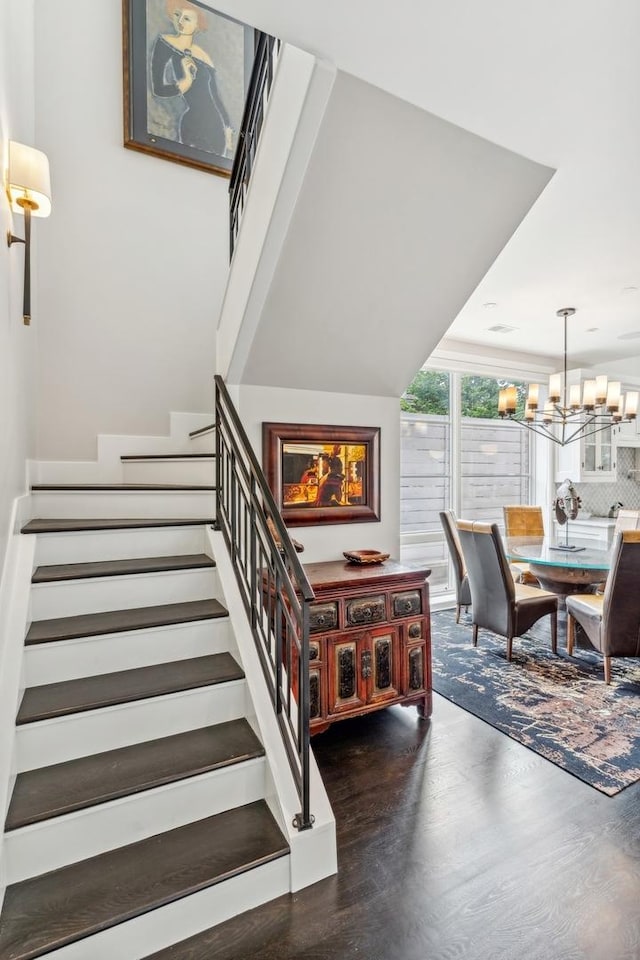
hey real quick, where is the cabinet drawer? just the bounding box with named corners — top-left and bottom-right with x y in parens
top-left (309, 640), bottom-right (321, 661)
top-left (309, 602), bottom-right (338, 633)
top-left (392, 590), bottom-right (422, 618)
top-left (407, 619), bottom-right (424, 641)
top-left (345, 594), bottom-right (386, 626)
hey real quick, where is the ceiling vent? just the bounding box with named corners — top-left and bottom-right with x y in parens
top-left (487, 324), bottom-right (517, 334)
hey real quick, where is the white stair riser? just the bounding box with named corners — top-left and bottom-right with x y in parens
top-left (5, 758), bottom-right (266, 883)
top-left (30, 568), bottom-right (219, 619)
top-left (122, 460), bottom-right (215, 484)
top-left (31, 491), bottom-right (215, 520)
top-left (33, 526), bottom-right (211, 565)
top-left (24, 619), bottom-right (234, 686)
top-left (188, 431), bottom-right (215, 453)
top-left (34, 855), bottom-right (290, 960)
top-left (16, 681), bottom-right (249, 770)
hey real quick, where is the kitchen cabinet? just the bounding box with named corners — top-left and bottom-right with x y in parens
top-left (552, 517), bottom-right (615, 546)
top-left (300, 559), bottom-right (432, 735)
top-left (612, 418), bottom-right (640, 447)
top-left (555, 423), bottom-right (616, 482)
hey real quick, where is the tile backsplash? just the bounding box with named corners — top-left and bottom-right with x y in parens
top-left (574, 448), bottom-right (640, 517)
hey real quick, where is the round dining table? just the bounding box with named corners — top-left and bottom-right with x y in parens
top-left (506, 535), bottom-right (611, 602)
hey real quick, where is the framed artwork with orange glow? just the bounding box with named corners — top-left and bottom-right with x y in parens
top-left (262, 422), bottom-right (381, 527)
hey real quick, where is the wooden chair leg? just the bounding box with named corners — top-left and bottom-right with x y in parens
top-left (472, 624), bottom-right (478, 647)
top-left (550, 610), bottom-right (558, 655)
top-left (506, 635), bottom-right (513, 661)
top-left (456, 605), bottom-right (461, 624)
top-left (604, 656), bottom-right (612, 684)
top-left (566, 614), bottom-right (575, 656)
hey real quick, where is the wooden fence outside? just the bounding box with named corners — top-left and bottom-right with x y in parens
top-left (400, 413), bottom-right (530, 593)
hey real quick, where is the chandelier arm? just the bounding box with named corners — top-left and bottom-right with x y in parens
top-left (561, 417), bottom-right (598, 446)
top-left (506, 417), bottom-right (564, 445)
top-left (504, 411), bottom-right (618, 447)
top-left (564, 419), bottom-right (617, 443)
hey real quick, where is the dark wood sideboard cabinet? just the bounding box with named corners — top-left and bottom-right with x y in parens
top-left (300, 560), bottom-right (432, 735)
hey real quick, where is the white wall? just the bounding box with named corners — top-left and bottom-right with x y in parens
top-left (236, 385), bottom-right (400, 561)
top-left (33, 0), bottom-right (230, 460)
top-left (0, 0), bottom-right (39, 908)
top-left (0, 0), bottom-right (38, 561)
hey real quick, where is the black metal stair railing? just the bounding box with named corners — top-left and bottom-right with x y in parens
top-left (229, 31), bottom-right (280, 259)
top-left (213, 375), bottom-right (314, 831)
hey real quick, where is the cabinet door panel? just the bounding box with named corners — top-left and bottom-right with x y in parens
top-left (369, 627), bottom-right (400, 704)
top-left (328, 638), bottom-right (367, 715)
top-left (309, 667), bottom-right (322, 720)
top-left (406, 644), bottom-right (427, 695)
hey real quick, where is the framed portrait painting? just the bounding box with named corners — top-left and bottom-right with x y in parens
top-left (263, 422), bottom-right (381, 527)
top-left (123, 0), bottom-right (254, 177)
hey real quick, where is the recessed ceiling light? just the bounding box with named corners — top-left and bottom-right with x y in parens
top-left (487, 324), bottom-right (517, 333)
top-left (617, 330), bottom-right (640, 340)
top-left (622, 286), bottom-right (638, 293)
top-left (482, 302), bottom-right (498, 309)
top-left (586, 327), bottom-right (599, 332)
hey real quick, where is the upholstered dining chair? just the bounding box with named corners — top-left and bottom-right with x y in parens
top-left (566, 530), bottom-right (640, 683)
top-left (457, 520), bottom-right (558, 661)
top-left (502, 504), bottom-right (544, 585)
top-left (439, 509), bottom-right (472, 623)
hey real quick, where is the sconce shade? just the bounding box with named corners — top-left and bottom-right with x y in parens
top-left (8, 141), bottom-right (51, 218)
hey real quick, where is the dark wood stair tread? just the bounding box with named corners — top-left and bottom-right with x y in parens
top-left (31, 483), bottom-right (215, 491)
top-left (21, 518), bottom-right (215, 534)
top-left (25, 598), bottom-right (227, 645)
top-left (17, 653), bottom-right (242, 725)
top-left (6, 719), bottom-right (263, 830)
top-left (32, 554), bottom-right (215, 583)
top-left (0, 801), bottom-right (288, 960)
top-left (120, 454), bottom-right (215, 460)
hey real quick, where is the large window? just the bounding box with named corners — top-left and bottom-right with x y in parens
top-left (400, 370), bottom-right (531, 596)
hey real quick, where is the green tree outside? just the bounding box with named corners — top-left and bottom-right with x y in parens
top-left (401, 370), bottom-right (527, 419)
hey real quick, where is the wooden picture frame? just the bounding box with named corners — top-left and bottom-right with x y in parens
top-left (262, 422), bottom-right (381, 527)
top-left (122, 0), bottom-right (254, 177)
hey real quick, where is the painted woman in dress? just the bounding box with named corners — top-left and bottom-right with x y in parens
top-left (151, 1), bottom-right (234, 157)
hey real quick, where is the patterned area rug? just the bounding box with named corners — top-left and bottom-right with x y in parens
top-left (431, 609), bottom-right (640, 795)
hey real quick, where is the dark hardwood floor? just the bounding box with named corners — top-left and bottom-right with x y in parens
top-left (149, 694), bottom-right (640, 960)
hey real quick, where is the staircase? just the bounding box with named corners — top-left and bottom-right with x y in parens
top-left (0, 436), bottom-right (300, 959)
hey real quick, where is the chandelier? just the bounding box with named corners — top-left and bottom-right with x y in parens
top-left (498, 307), bottom-right (639, 446)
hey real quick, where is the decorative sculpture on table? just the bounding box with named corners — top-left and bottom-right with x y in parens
top-left (552, 478), bottom-right (584, 551)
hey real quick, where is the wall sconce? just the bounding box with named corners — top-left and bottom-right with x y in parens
top-left (6, 140), bottom-right (52, 326)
